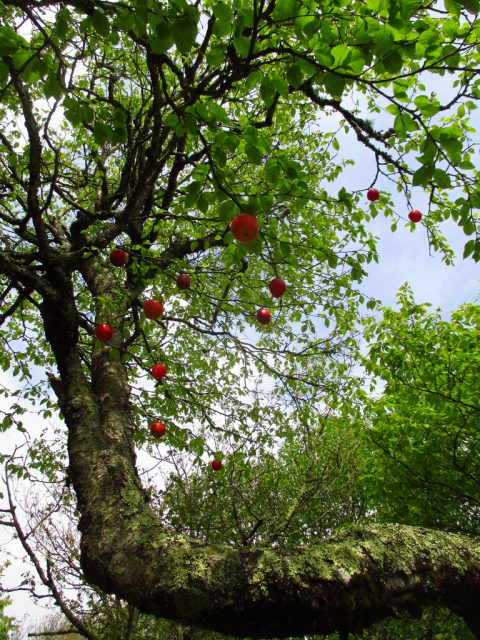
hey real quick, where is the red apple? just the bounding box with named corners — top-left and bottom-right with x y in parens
top-left (176, 273), bottom-right (191, 290)
top-left (150, 421), bottom-right (166, 438)
top-left (408, 209), bottom-right (422, 223)
top-left (367, 188), bottom-right (380, 203)
top-left (230, 213), bottom-right (259, 243)
top-left (151, 363), bottom-right (167, 380)
top-left (211, 459), bottom-right (222, 471)
top-left (95, 323), bottom-right (113, 342)
top-left (256, 308), bottom-right (271, 325)
top-left (268, 277), bottom-right (287, 298)
top-left (143, 299), bottom-right (164, 319)
top-left (109, 248), bottom-right (128, 267)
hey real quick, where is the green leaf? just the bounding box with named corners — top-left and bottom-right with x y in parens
top-left (91, 10), bottom-right (111, 37)
top-left (54, 7), bottom-right (71, 39)
top-left (265, 158), bottom-right (280, 182)
top-left (218, 200), bottom-right (239, 222)
top-left (0, 26), bottom-right (25, 56)
top-left (172, 16), bottom-right (197, 54)
top-left (213, 2), bottom-right (233, 21)
top-left (43, 72), bottom-right (63, 100)
top-left (463, 220), bottom-right (475, 236)
top-left (414, 95), bottom-right (440, 117)
top-left (416, 136), bottom-right (437, 164)
top-left (271, 75), bottom-right (289, 97)
top-left (211, 144), bottom-right (227, 166)
top-left (331, 45), bottom-right (350, 68)
top-left (260, 77), bottom-right (276, 107)
top-left (439, 136), bottom-right (463, 163)
top-left (0, 61), bottom-right (8, 83)
top-left (245, 143), bottom-right (263, 165)
top-left (93, 121), bottom-right (113, 145)
top-left (12, 52), bottom-right (47, 83)
top-left (386, 104), bottom-right (400, 116)
top-left (116, 9), bottom-right (136, 31)
top-left (213, 2), bottom-right (233, 36)
top-left (412, 164), bottom-right (434, 186)
top-left (433, 168), bottom-right (452, 189)
top-left (444, 0), bottom-right (462, 14)
top-left (206, 43), bottom-right (227, 66)
top-left (192, 163), bottom-right (210, 180)
top-left (149, 20), bottom-right (173, 53)
top-left (463, 238), bottom-right (475, 258)
top-left (325, 73), bottom-right (345, 98)
top-left (233, 35), bottom-right (250, 57)
top-left (286, 64), bottom-right (303, 89)
top-left (209, 101), bottom-right (230, 123)
top-left (197, 193), bottom-right (210, 213)
top-left (394, 112), bottom-right (419, 135)
top-left (272, 0), bottom-right (297, 20)
top-left (461, 0), bottom-right (480, 12)
top-left (64, 101), bottom-right (83, 125)
top-left (382, 50), bottom-right (403, 74)
top-left (348, 48), bottom-right (367, 74)
top-left (239, 233), bottom-right (263, 255)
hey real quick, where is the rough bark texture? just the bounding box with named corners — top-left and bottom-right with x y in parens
top-left (39, 294), bottom-right (480, 640)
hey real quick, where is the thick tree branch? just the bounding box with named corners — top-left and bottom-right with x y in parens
top-left (38, 306), bottom-right (480, 639)
top-left (5, 59), bottom-right (48, 251)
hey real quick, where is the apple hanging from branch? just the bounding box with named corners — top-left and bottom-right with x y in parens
top-left (143, 299), bottom-right (164, 319)
top-left (256, 308), bottom-right (271, 325)
top-left (408, 209), bottom-right (422, 223)
top-left (94, 323), bottom-right (113, 342)
top-left (211, 459), bottom-right (223, 471)
top-left (268, 277), bottom-right (287, 298)
top-left (367, 188), bottom-right (380, 203)
top-left (176, 274), bottom-right (191, 290)
top-left (151, 363), bottom-right (167, 380)
top-left (150, 421), bottom-right (166, 438)
top-left (230, 213), bottom-right (259, 243)
top-left (109, 248), bottom-right (129, 267)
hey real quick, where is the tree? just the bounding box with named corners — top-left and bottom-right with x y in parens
top-left (0, 563), bottom-right (17, 640)
top-left (0, 0), bottom-right (479, 638)
top-left (361, 288), bottom-right (480, 535)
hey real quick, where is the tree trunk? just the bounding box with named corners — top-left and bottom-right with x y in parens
top-left (40, 298), bottom-right (480, 640)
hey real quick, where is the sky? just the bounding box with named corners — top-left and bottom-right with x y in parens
top-left (363, 215), bottom-right (479, 311)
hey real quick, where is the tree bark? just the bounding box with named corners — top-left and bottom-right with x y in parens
top-left (39, 298), bottom-right (480, 640)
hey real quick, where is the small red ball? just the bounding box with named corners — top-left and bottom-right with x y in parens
top-left (143, 299), bottom-right (164, 319)
top-left (268, 277), bottom-right (287, 298)
top-left (176, 274), bottom-right (191, 290)
top-left (150, 421), bottom-right (166, 438)
top-left (408, 209), bottom-right (422, 223)
top-left (95, 323), bottom-right (113, 342)
top-left (230, 214), bottom-right (259, 243)
top-left (256, 308), bottom-right (271, 325)
top-left (151, 363), bottom-right (167, 380)
top-left (109, 248), bottom-right (128, 267)
top-left (211, 459), bottom-right (223, 471)
top-left (367, 188), bottom-right (380, 203)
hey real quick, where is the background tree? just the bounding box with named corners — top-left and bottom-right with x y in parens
top-left (361, 289), bottom-right (480, 534)
top-left (0, 0), bottom-right (479, 638)
top-left (0, 565), bottom-right (17, 640)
